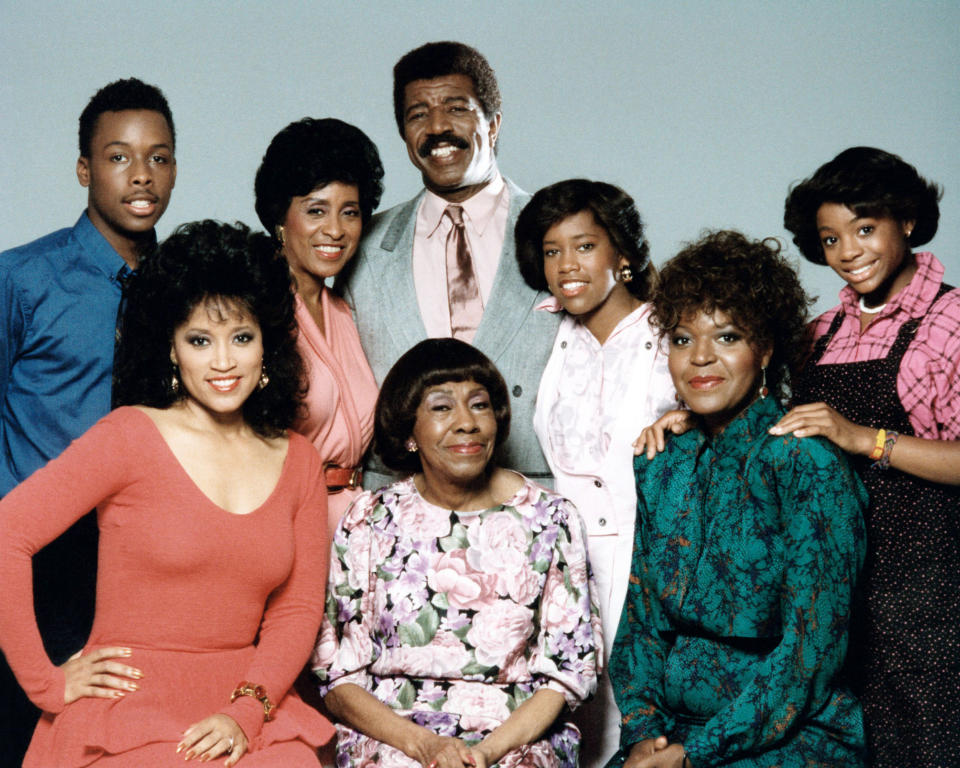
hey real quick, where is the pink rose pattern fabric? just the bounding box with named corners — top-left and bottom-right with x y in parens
top-left (313, 476), bottom-right (602, 767)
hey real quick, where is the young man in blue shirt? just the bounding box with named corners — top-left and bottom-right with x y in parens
top-left (0, 77), bottom-right (176, 758)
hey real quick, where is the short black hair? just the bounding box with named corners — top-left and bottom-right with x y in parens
top-left (784, 146), bottom-right (942, 264)
top-left (254, 117), bottom-right (384, 245)
top-left (651, 230), bottom-right (814, 402)
top-left (114, 220), bottom-right (305, 437)
top-left (79, 78), bottom-right (175, 157)
top-left (374, 339), bottom-right (510, 473)
top-left (515, 178), bottom-right (654, 301)
top-left (393, 41), bottom-right (501, 135)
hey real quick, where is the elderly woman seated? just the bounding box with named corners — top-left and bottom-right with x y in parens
top-left (313, 338), bottom-right (601, 768)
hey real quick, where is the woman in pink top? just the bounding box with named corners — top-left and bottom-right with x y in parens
top-left (0, 221), bottom-right (333, 766)
top-left (255, 118), bottom-right (383, 534)
top-left (774, 147), bottom-right (960, 767)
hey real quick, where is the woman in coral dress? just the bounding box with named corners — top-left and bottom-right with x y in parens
top-left (314, 339), bottom-right (602, 768)
top-left (255, 118), bottom-right (383, 535)
top-left (0, 222), bottom-right (333, 766)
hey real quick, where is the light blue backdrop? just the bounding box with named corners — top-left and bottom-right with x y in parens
top-left (2, 0), bottom-right (958, 314)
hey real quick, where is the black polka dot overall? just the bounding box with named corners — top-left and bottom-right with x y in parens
top-left (792, 289), bottom-right (960, 768)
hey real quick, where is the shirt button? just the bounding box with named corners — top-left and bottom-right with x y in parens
top-left (594, 479), bottom-right (602, 488)
top-left (599, 517), bottom-right (607, 527)
top-left (645, 341), bottom-right (653, 350)
top-left (560, 340), bottom-right (567, 349)
top-left (512, 385), bottom-right (523, 397)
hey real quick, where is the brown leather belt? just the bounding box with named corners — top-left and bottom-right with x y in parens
top-left (324, 463), bottom-right (362, 494)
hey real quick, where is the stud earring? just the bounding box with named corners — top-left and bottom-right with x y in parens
top-left (258, 369), bottom-right (270, 390)
top-left (405, 438), bottom-right (418, 453)
top-left (758, 367), bottom-right (769, 399)
top-left (618, 265), bottom-right (634, 283)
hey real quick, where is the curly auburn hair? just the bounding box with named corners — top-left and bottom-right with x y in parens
top-left (374, 339), bottom-right (511, 474)
top-left (113, 220), bottom-right (305, 437)
top-left (393, 41), bottom-right (501, 135)
top-left (650, 230), bottom-right (814, 401)
top-left (254, 117), bottom-right (384, 244)
top-left (784, 146), bottom-right (942, 265)
top-left (514, 178), bottom-right (654, 301)
top-left (79, 78), bottom-right (174, 157)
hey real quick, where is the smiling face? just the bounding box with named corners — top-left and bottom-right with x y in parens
top-left (77, 109), bottom-right (176, 264)
top-left (816, 202), bottom-right (916, 306)
top-left (402, 74), bottom-right (501, 203)
top-left (281, 181), bottom-right (363, 290)
top-left (170, 298), bottom-right (264, 419)
top-left (542, 210), bottom-right (636, 342)
top-left (668, 309), bottom-right (771, 434)
top-left (410, 379), bottom-right (497, 489)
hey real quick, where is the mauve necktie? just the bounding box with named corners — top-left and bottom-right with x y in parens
top-left (444, 204), bottom-right (483, 341)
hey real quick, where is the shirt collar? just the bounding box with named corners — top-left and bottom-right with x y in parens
top-left (839, 251), bottom-right (943, 321)
top-left (420, 172), bottom-right (506, 239)
top-left (74, 210), bottom-right (143, 283)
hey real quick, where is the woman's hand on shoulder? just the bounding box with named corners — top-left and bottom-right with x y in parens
top-left (768, 402), bottom-right (874, 456)
top-left (178, 713), bottom-right (248, 766)
top-left (61, 646), bottom-right (142, 704)
top-left (633, 410), bottom-right (694, 460)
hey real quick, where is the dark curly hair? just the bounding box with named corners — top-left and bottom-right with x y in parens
top-left (650, 230), bottom-right (814, 401)
top-left (113, 220), bottom-right (305, 437)
top-left (79, 78), bottom-right (174, 157)
top-left (784, 147), bottom-right (942, 265)
top-left (254, 117), bottom-right (384, 247)
top-left (393, 41), bottom-right (501, 135)
top-left (374, 339), bottom-right (510, 474)
top-left (515, 179), bottom-right (654, 301)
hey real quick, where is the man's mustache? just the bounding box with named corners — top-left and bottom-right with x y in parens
top-left (418, 132), bottom-right (470, 158)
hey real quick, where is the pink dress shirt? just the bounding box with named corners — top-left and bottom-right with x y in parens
top-left (806, 252), bottom-right (960, 439)
top-left (412, 174), bottom-right (510, 338)
top-left (294, 290), bottom-right (378, 534)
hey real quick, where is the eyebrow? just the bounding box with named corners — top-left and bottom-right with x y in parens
top-left (101, 139), bottom-right (173, 151)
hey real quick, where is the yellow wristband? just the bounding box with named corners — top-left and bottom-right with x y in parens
top-left (869, 429), bottom-right (886, 460)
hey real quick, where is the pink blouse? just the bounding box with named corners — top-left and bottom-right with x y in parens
top-left (294, 290), bottom-right (378, 534)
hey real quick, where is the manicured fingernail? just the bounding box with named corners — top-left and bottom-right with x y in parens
top-left (130, 669), bottom-right (143, 679)
top-left (121, 648), bottom-right (132, 656)
top-left (112, 691), bottom-right (125, 698)
top-left (126, 682), bottom-right (139, 691)
top-left (176, 744), bottom-right (183, 753)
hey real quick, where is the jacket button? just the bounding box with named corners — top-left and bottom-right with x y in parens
top-left (645, 341), bottom-right (653, 349)
top-left (594, 479), bottom-right (602, 488)
top-left (512, 385), bottom-right (522, 397)
top-left (560, 340), bottom-right (567, 349)
top-left (598, 517), bottom-right (607, 526)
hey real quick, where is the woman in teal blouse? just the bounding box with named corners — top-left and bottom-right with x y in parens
top-left (607, 231), bottom-right (868, 768)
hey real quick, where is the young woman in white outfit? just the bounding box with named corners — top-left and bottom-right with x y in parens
top-left (516, 180), bottom-right (676, 766)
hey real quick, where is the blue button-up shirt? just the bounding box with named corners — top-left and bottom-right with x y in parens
top-left (0, 212), bottom-right (131, 495)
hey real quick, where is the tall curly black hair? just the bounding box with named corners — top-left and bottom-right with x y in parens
top-left (79, 77), bottom-right (175, 157)
top-left (784, 146), bottom-right (942, 265)
top-left (113, 220), bottom-right (305, 437)
top-left (374, 339), bottom-right (510, 474)
top-left (515, 178), bottom-right (654, 301)
top-left (650, 230), bottom-right (814, 402)
top-left (393, 41), bottom-right (501, 135)
top-left (254, 117), bottom-right (384, 246)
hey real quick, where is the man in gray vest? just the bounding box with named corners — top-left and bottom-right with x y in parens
top-left (341, 41), bottom-right (558, 490)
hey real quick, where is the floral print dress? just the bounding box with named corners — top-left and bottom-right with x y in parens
top-left (607, 397), bottom-right (868, 767)
top-left (313, 475), bottom-right (602, 767)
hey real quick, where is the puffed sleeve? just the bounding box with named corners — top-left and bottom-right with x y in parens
top-left (217, 435), bottom-right (331, 744)
top-left (311, 489), bottom-right (381, 695)
top-left (527, 494), bottom-right (602, 709)
top-left (607, 454), bottom-right (677, 760)
top-left (0, 410), bottom-right (136, 713)
top-left (681, 436), bottom-right (867, 765)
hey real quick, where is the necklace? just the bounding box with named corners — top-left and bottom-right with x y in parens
top-left (859, 296), bottom-right (887, 314)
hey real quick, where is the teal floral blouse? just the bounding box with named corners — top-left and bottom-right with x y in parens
top-left (607, 397), bottom-right (868, 767)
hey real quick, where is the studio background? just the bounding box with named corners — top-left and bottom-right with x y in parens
top-left (2, 0), bottom-right (958, 314)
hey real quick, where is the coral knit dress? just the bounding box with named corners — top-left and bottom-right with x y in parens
top-left (0, 407), bottom-right (335, 767)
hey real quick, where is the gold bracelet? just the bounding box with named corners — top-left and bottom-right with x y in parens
top-left (869, 428), bottom-right (886, 460)
top-left (230, 681), bottom-right (276, 721)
